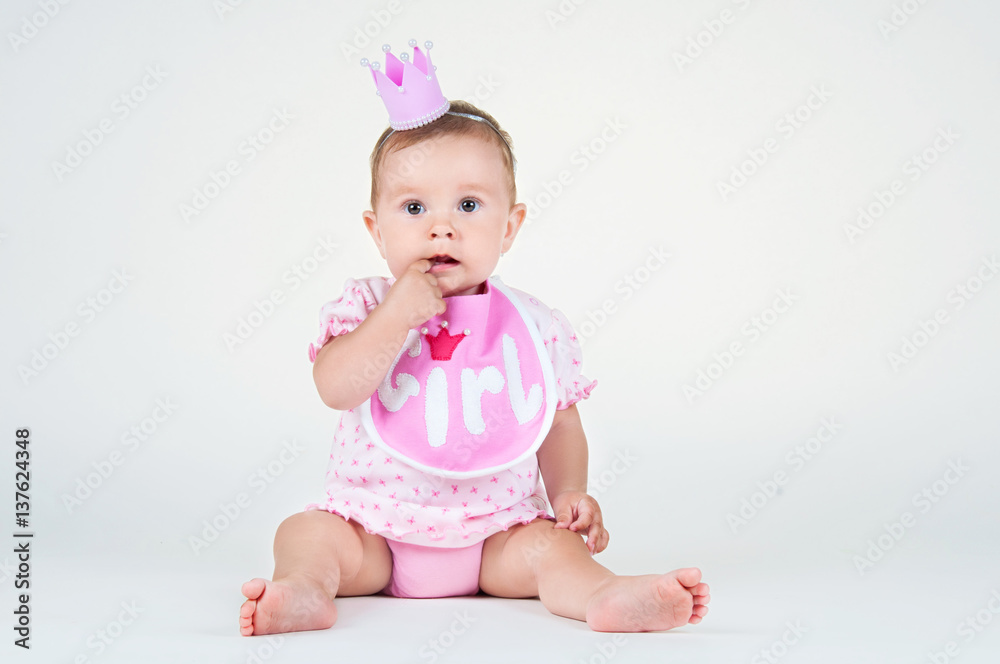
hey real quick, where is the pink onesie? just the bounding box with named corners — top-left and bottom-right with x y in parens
top-left (305, 275), bottom-right (595, 597)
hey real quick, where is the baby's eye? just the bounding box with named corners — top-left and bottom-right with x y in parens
top-left (405, 201), bottom-right (424, 215)
top-left (460, 199), bottom-right (480, 213)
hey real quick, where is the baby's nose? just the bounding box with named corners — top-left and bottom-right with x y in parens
top-left (429, 218), bottom-right (456, 238)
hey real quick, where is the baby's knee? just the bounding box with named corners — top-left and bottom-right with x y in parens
top-left (510, 518), bottom-right (583, 553)
top-left (276, 509), bottom-right (351, 539)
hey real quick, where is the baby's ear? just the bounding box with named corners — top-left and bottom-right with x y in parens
top-left (362, 211), bottom-right (386, 259)
top-left (502, 203), bottom-right (527, 249)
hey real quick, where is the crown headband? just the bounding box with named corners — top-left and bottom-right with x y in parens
top-left (362, 40), bottom-right (516, 170)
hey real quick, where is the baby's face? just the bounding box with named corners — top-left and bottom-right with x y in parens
top-left (364, 133), bottom-right (524, 297)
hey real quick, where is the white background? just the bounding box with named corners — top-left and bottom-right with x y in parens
top-left (2, 1), bottom-right (998, 662)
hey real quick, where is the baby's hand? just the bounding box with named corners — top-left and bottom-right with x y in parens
top-left (552, 490), bottom-right (609, 555)
top-left (381, 259), bottom-right (446, 330)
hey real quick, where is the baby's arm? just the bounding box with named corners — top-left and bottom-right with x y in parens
top-left (313, 259), bottom-right (445, 411)
top-left (535, 404), bottom-right (609, 554)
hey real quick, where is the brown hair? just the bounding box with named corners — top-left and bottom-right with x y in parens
top-left (368, 100), bottom-right (516, 209)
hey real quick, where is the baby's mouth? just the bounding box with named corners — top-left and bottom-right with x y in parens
top-left (429, 254), bottom-right (460, 272)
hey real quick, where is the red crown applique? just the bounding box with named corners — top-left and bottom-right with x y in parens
top-left (421, 323), bottom-right (470, 361)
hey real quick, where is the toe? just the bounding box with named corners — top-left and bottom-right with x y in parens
top-left (674, 567), bottom-right (702, 588)
top-left (242, 578), bottom-right (267, 600)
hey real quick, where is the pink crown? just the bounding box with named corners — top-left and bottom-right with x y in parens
top-left (363, 39), bottom-right (449, 130)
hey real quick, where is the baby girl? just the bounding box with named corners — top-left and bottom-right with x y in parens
top-left (239, 41), bottom-right (709, 635)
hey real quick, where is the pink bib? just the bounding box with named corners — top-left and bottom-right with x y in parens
top-left (359, 277), bottom-right (556, 478)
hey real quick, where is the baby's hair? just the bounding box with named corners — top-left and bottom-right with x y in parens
top-left (368, 100), bottom-right (516, 209)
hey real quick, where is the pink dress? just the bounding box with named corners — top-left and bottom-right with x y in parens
top-left (305, 275), bottom-right (596, 548)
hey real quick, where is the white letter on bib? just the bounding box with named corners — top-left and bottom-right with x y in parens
top-left (503, 334), bottom-right (542, 424)
top-left (426, 367), bottom-right (449, 447)
top-left (461, 366), bottom-right (505, 435)
top-left (377, 339), bottom-right (421, 412)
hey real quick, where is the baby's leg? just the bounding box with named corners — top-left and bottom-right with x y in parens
top-left (479, 519), bottom-right (710, 632)
top-left (239, 510), bottom-right (391, 636)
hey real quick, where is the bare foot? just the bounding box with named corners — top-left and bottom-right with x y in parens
top-left (239, 576), bottom-right (338, 636)
top-left (586, 567), bottom-right (710, 632)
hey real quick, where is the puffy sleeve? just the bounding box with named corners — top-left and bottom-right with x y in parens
top-left (307, 277), bottom-right (387, 363)
top-left (541, 307), bottom-right (598, 410)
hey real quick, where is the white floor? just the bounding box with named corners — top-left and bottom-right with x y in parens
top-left (25, 549), bottom-right (1000, 663)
